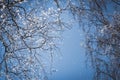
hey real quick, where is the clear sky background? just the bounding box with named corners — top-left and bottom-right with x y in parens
top-left (48, 23), bottom-right (94, 80)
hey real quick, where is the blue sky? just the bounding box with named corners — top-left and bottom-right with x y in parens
top-left (48, 23), bottom-right (94, 80)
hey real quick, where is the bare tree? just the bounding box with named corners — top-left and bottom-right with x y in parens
top-left (85, 1), bottom-right (120, 80)
top-left (69, 0), bottom-right (120, 80)
top-left (0, 0), bottom-right (120, 80)
top-left (0, 0), bottom-right (71, 80)
top-left (54, 0), bottom-right (120, 80)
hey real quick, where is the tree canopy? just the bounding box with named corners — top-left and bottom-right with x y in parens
top-left (0, 0), bottom-right (120, 80)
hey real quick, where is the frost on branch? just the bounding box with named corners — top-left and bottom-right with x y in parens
top-left (0, 1), bottom-right (71, 80)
